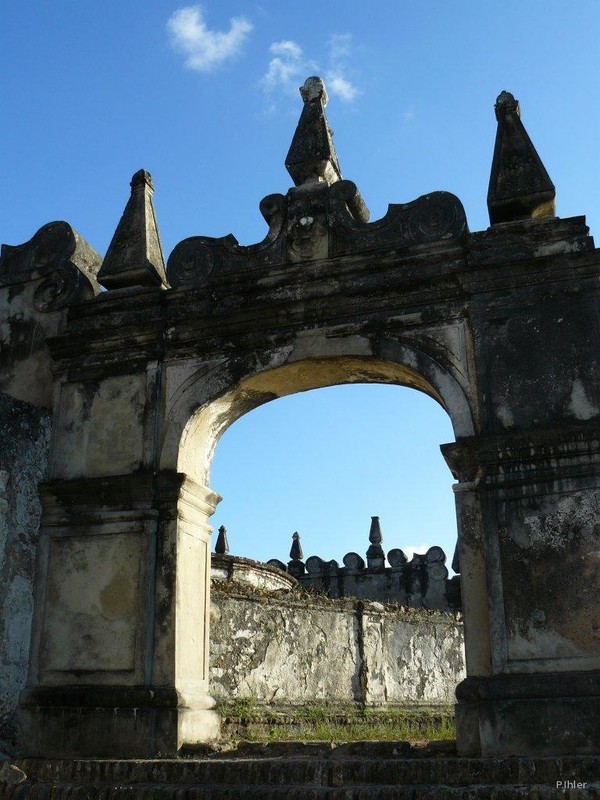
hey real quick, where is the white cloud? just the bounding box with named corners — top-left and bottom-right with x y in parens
top-left (328, 33), bottom-right (352, 63)
top-left (262, 39), bottom-right (312, 94)
top-left (260, 32), bottom-right (360, 104)
top-left (167, 5), bottom-right (252, 73)
top-left (402, 543), bottom-right (432, 562)
top-left (325, 33), bottom-right (359, 103)
top-left (271, 40), bottom-right (303, 60)
top-left (327, 74), bottom-right (358, 102)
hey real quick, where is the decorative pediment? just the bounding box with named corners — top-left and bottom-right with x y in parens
top-left (167, 77), bottom-right (468, 289)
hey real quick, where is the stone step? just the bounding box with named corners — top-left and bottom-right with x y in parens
top-left (2, 783), bottom-right (598, 799)
top-left (13, 753), bottom-right (600, 786)
top-left (3, 752), bottom-right (599, 799)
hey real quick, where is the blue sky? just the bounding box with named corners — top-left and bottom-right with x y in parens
top-left (2, 2), bottom-right (599, 568)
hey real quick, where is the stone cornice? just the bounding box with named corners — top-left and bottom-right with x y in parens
top-left (41, 217), bottom-right (599, 377)
top-left (442, 424), bottom-right (600, 486)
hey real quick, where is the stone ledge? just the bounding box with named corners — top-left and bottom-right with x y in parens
top-left (9, 752), bottom-right (600, 788)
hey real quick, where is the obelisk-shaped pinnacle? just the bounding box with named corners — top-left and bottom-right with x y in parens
top-left (98, 169), bottom-right (167, 290)
top-left (285, 77), bottom-right (342, 187)
top-left (487, 91), bottom-right (556, 225)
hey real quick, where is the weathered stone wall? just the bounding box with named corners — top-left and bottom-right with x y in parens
top-left (210, 582), bottom-right (465, 707)
top-left (0, 392), bottom-right (51, 745)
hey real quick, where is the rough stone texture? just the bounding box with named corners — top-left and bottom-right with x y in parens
top-left (0, 392), bottom-right (51, 745)
top-left (0, 221), bottom-right (101, 408)
top-left (209, 582), bottom-right (464, 707)
top-left (362, 606), bottom-right (465, 706)
top-left (487, 91), bottom-right (555, 224)
top-left (285, 76), bottom-right (342, 187)
top-left (97, 170), bottom-right (167, 290)
top-left (5, 753), bottom-right (600, 799)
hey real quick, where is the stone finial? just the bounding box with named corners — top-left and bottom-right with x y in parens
top-left (287, 532), bottom-right (305, 578)
top-left (285, 77), bottom-right (342, 187)
top-left (98, 169), bottom-right (168, 290)
top-left (487, 91), bottom-right (556, 225)
top-left (494, 90), bottom-right (520, 118)
top-left (366, 516), bottom-right (385, 569)
top-left (215, 525), bottom-right (229, 555)
top-left (343, 552), bottom-right (365, 571)
top-left (289, 531), bottom-right (303, 561)
top-left (266, 558), bottom-right (287, 572)
top-left (368, 516), bottom-right (383, 545)
top-left (387, 548), bottom-right (408, 569)
top-left (305, 555), bottom-right (326, 576)
top-left (423, 546), bottom-right (449, 611)
top-left (407, 554), bottom-right (426, 608)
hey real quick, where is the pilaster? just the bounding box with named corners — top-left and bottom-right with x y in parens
top-left (20, 470), bottom-right (221, 757)
top-left (444, 425), bottom-right (600, 755)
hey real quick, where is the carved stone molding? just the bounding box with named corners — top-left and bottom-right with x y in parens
top-left (167, 184), bottom-right (468, 288)
top-left (442, 424), bottom-right (600, 488)
top-left (0, 221), bottom-right (101, 310)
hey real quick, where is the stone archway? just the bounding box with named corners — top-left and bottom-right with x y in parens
top-left (8, 79), bottom-right (600, 759)
top-left (165, 344), bottom-right (486, 737)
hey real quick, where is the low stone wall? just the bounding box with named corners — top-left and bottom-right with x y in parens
top-left (210, 582), bottom-right (465, 707)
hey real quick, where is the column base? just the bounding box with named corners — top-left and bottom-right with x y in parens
top-left (456, 672), bottom-right (600, 757)
top-left (19, 686), bottom-right (221, 758)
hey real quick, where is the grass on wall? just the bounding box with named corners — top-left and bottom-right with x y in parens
top-left (215, 700), bottom-right (456, 743)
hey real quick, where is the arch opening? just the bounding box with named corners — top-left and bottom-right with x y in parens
top-left (210, 382), bottom-right (457, 569)
top-left (186, 360), bottom-right (469, 722)
top-left (174, 353), bottom-right (475, 489)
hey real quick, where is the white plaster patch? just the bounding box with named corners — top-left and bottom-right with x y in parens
top-left (211, 568), bottom-right (229, 580)
top-left (534, 241), bottom-right (583, 257)
top-left (568, 378), bottom-right (599, 421)
top-left (387, 313), bottom-right (423, 325)
top-left (40, 532), bottom-right (144, 673)
top-left (520, 493), bottom-right (600, 551)
top-left (0, 292), bottom-right (26, 344)
top-left (86, 375), bottom-right (146, 475)
top-left (289, 331), bottom-right (371, 362)
top-left (508, 624), bottom-right (588, 661)
top-left (496, 404), bottom-right (515, 428)
top-left (232, 630), bottom-right (253, 640)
